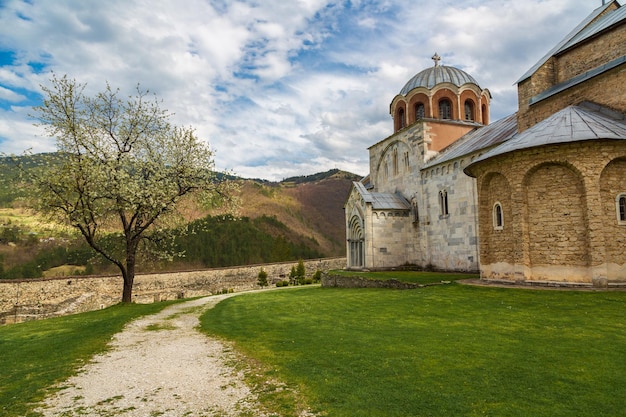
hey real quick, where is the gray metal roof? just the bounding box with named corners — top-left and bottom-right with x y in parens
top-left (352, 182), bottom-right (411, 210)
top-left (559, 4), bottom-right (626, 52)
top-left (515, 1), bottom-right (617, 84)
top-left (466, 103), bottom-right (626, 168)
top-left (400, 65), bottom-right (480, 96)
top-left (422, 113), bottom-right (518, 169)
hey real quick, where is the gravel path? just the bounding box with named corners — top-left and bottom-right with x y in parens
top-left (36, 294), bottom-right (269, 417)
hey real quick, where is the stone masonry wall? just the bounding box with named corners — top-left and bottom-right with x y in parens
top-left (321, 273), bottom-right (449, 289)
top-left (518, 64), bottom-right (626, 132)
top-left (470, 140), bottom-right (626, 284)
top-left (0, 257), bottom-right (346, 324)
top-left (556, 23), bottom-right (626, 84)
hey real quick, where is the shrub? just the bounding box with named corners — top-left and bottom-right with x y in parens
top-left (257, 268), bottom-right (268, 287)
top-left (312, 269), bottom-right (322, 283)
top-left (296, 259), bottom-right (306, 279)
top-left (289, 265), bottom-right (297, 285)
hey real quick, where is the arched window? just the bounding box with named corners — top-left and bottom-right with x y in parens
top-left (464, 100), bottom-right (474, 121)
top-left (481, 103), bottom-right (488, 124)
top-left (493, 202), bottom-right (503, 230)
top-left (415, 103), bottom-right (425, 120)
top-left (411, 197), bottom-right (419, 224)
top-left (392, 148), bottom-right (398, 176)
top-left (397, 108), bottom-right (405, 130)
top-left (617, 194), bottom-right (626, 224)
top-left (439, 190), bottom-right (449, 216)
top-left (439, 99), bottom-right (452, 120)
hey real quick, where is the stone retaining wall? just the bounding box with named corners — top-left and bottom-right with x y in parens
top-left (321, 273), bottom-right (447, 289)
top-left (0, 258), bottom-right (346, 324)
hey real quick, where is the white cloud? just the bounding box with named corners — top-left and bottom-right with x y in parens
top-left (0, 0), bottom-right (597, 180)
top-left (0, 85), bottom-right (25, 102)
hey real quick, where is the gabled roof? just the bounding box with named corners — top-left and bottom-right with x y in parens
top-left (351, 182), bottom-right (411, 210)
top-left (515, 1), bottom-right (621, 84)
top-left (465, 103), bottom-right (626, 171)
top-left (422, 113), bottom-right (518, 169)
top-left (559, 3), bottom-right (626, 53)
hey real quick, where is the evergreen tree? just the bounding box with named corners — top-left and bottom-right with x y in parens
top-left (257, 268), bottom-right (268, 287)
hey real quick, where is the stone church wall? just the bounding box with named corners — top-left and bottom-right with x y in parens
top-left (555, 21), bottom-right (626, 83)
top-left (472, 141), bottom-right (626, 284)
top-left (368, 211), bottom-right (411, 268)
top-left (369, 125), bottom-right (425, 195)
top-left (0, 257), bottom-right (346, 324)
top-left (518, 64), bottom-right (626, 131)
top-left (418, 158), bottom-right (480, 272)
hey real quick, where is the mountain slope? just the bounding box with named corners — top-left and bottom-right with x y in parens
top-left (236, 169), bottom-right (360, 256)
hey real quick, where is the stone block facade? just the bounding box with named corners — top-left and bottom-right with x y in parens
top-left (418, 158), bottom-right (479, 271)
top-left (468, 141), bottom-right (626, 284)
top-left (518, 64), bottom-right (626, 131)
top-left (0, 258), bottom-right (346, 324)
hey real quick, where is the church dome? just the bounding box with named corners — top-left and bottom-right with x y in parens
top-left (399, 55), bottom-right (480, 95)
top-left (390, 53), bottom-right (490, 131)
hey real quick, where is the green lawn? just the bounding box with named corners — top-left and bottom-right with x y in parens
top-left (200, 283), bottom-right (626, 417)
top-left (0, 301), bottom-right (180, 417)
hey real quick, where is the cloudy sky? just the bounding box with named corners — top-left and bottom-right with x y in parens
top-left (0, 0), bottom-right (598, 180)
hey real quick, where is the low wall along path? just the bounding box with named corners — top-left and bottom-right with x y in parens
top-left (0, 258), bottom-right (345, 324)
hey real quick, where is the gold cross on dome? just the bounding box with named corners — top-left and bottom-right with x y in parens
top-left (432, 52), bottom-right (441, 67)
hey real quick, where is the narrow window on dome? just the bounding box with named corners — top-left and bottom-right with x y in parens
top-left (439, 99), bottom-right (452, 120)
top-left (415, 103), bottom-right (425, 120)
top-left (617, 194), bottom-right (626, 224)
top-left (493, 202), bottom-right (503, 230)
top-left (464, 100), bottom-right (474, 121)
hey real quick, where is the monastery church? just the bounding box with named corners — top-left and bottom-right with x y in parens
top-left (344, 1), bottom-right (626, 286)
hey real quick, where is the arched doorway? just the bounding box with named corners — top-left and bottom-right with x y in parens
top-left (348, 215), bottom-right (365, 268)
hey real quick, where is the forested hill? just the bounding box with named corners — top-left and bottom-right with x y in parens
top-left (237, 169), bottom-right (362, 257)
top-left (0, 154), bottom-right (362, 278)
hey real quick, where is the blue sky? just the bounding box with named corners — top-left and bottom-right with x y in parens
top-left (0, 0), bottom-right (596, 180)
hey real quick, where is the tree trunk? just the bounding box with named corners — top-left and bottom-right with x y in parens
top-left (121, 251), bottom-right (136, 303)
top-left (122, 274), bottom-right (134, 303)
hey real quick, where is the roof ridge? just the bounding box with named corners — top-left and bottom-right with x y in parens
top-left (515, 1), bottom-right (617, 84)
